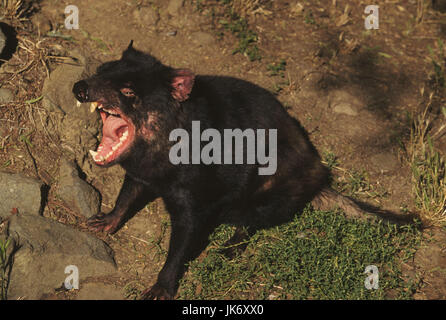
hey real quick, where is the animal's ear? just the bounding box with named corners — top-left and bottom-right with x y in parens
top-left (120, 87), bottom-right (136, 98)
top-left (122, 40), bottom-right (137, 59)
top-left (171, 69), bottom-right (195, 102)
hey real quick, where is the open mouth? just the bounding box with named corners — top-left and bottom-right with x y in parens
top-left (88, 102), bottom-right (134, 165)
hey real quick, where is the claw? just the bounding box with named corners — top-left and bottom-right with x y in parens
top-left (87, 212), bottom-right (120, 233)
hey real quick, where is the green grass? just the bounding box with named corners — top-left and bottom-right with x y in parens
top-left (219, 15), bottom-right (261, 61)
top-left (270, 79), bottom-right (290, 95)
top-left (304, 9), bottom-right (316, 25)
top-left (209, 0), bottom-right (261, 62)
top-left (267, 59), bottom-right (286, 78)
top-left (334, 169), bottom-right (388, 200)
top-left (323, 157), bottom-right (388, 201)
top-left (178, 206), bottom-right (421, 300)
top-left (194, 0), bottom-right (265, 61)
top-left (266, 60), bottom-right (289, 94)
top-left (322, 150), bottom-right (339, 171)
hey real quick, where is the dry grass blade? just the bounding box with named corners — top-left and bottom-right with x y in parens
top-left (1, 35), bottom-right (50, 81)
top-left (408, 93), bottom-right (446, 226)
top-left (231, 0), bottom-right (268, 17)
top-left (0, 0), bottom-right (26, 19)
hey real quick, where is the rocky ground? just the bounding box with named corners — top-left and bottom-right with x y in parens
top-left (0, 0), bottom-right (446, 299)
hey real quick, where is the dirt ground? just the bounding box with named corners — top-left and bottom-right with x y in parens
top-left (1, 0), bottom-right (446, 299)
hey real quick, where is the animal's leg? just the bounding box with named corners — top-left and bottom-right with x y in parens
top-left (88, 174), bottom-right (156, 233)
top-left (141, 206), bottom-right (217, 299)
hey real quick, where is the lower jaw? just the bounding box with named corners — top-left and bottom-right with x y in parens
top-left (89, 130), bottom-right (133, 164)
top-left (94, 150), bottom-right (126, 166)
top-left (95, 159), bottom-right (116, 167)
top-left (90, 143), bottom-right (128, 165)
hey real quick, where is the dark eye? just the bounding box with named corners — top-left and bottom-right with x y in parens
top-left (120, 87), bottom-right (135, 97)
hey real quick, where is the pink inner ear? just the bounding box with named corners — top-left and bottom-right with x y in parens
top-left (120, 88), bottom-right (135, 97)
top-left (172, 69), bottom-right (195, 102)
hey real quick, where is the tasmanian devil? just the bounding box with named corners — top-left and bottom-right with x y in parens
top-left (72, 41), bottom-right (399, 299)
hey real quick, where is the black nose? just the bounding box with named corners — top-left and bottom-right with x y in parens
top-left (72, 80), bottom-right (89, 102)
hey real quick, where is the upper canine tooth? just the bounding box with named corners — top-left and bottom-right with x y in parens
top-left (76, 101), bottom-right (81, 107)
top-left (90, 102), bottom-right (98, 113)
top-left (89, 150), bottom-right (98, 159)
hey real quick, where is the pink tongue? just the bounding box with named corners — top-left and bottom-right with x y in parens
top-left (102, 115), bottom-right (127, 140)
top-left (98, 115), bottom-right (128, 157)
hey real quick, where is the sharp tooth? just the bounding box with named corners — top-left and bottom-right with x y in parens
top-left (90, 102), bottom-right (98, 113)
top-left (89, 150), bottom-right (98, 158)
top-left (120, 131), bottom-right (128, 141)
top-left (76, 101), bottom-right (81, 107)
top-left (104, 151), bottom-right (113, 160)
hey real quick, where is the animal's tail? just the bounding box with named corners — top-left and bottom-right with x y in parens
top-left (311, 187), bottom-right (417, 226)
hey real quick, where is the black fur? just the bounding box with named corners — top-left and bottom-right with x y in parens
top-left (73, 43), bottom-right (330, 299)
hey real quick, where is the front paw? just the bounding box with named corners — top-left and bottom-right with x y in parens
top-left (87, 212), bottom-right (120, 234)
top-left (140, 283), bottom-right (173, 300)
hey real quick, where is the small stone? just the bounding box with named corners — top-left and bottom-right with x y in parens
top-left (57, 158), bottom-right (100, 219)
top-left (329, 90), bottom-right (362, 116)
top-left (0, 172), bottom-right (43, 220)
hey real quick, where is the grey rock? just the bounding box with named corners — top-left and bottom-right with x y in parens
top-left (57, 158), bottom-right (100, 219)
top-left (7, 213), bottom-right (116, 300)
top-left (329, 90), bottom-right (362, 116)
top-left (133, 7), bottom-right (159, 27)
top-left (0, 88), bottom-right (14, 103)
top-left (42, 50), bottom-right (94, 117)
top-left (0, 172), bottom-right (43, 220)
top-left (167, 0), bottom-right (184, 16)
top-left (41, 50), bottom-right (101, 176)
